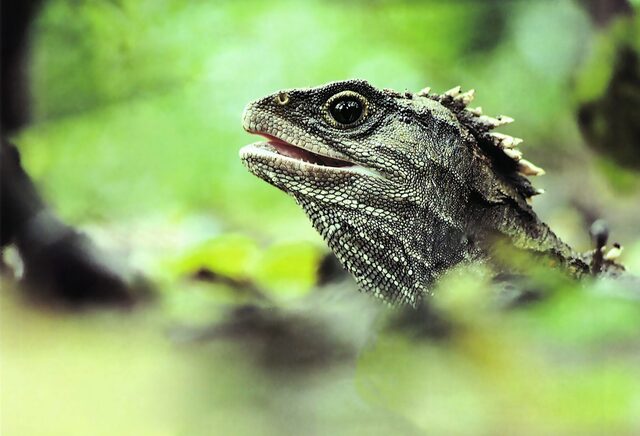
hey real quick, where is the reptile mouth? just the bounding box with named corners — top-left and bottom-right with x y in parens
top-left (257, 133), bottom-right (354, 168)
top-left (240, 113), bottom-right (382, 178)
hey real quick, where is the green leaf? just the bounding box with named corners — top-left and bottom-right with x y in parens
top-left (251, 241), bottom-right (323, 298)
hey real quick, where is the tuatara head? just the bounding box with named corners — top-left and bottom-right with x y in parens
top-left (240, 79), bottom-right (566, 305)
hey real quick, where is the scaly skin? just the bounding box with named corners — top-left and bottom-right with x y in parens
top-left (240, 79), bottom-right (589, 306)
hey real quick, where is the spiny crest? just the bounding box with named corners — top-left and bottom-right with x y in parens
top-left (415, 85), bottom-right (546, 201)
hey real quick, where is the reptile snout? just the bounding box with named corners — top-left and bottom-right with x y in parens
top-left (241, 102), bottom-right (257, 132)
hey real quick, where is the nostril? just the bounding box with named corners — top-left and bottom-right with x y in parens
top-left (275, 92), bottom-right (290, 106)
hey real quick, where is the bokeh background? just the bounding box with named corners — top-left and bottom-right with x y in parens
top-left (2, 0), bottom-right (640, 434)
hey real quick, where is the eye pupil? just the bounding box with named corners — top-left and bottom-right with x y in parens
top-left (330, 99), bottom-right (363, 125)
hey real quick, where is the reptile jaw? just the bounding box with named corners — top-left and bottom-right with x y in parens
top-left (241, 130), bottom-right (382, 178)
top-left (256, 133), bottom-right (354, 168)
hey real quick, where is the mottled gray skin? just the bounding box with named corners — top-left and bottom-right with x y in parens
top-left (240, 79), bottom-right (588, 306)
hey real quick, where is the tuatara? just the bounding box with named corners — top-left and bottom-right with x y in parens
top-left (240, 80), bottom-right (623, 306)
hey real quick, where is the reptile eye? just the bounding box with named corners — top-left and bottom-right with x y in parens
top-left (330, 99), bottom-right (362, 124)
top-left (324, 91), bottom-right (368, 128)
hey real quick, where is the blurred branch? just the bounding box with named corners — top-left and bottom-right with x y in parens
top-left (1, 1), bottom-right (150, 309)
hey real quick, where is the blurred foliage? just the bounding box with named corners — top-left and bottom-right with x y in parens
top-left (168, 235), bottom-right (321, 299)
top-left (171, 234), bottom-right (260, 281)
top-left (3, 0), bottom-right (640, 434)
top-left (575, 14), bottom-right (640, 180)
